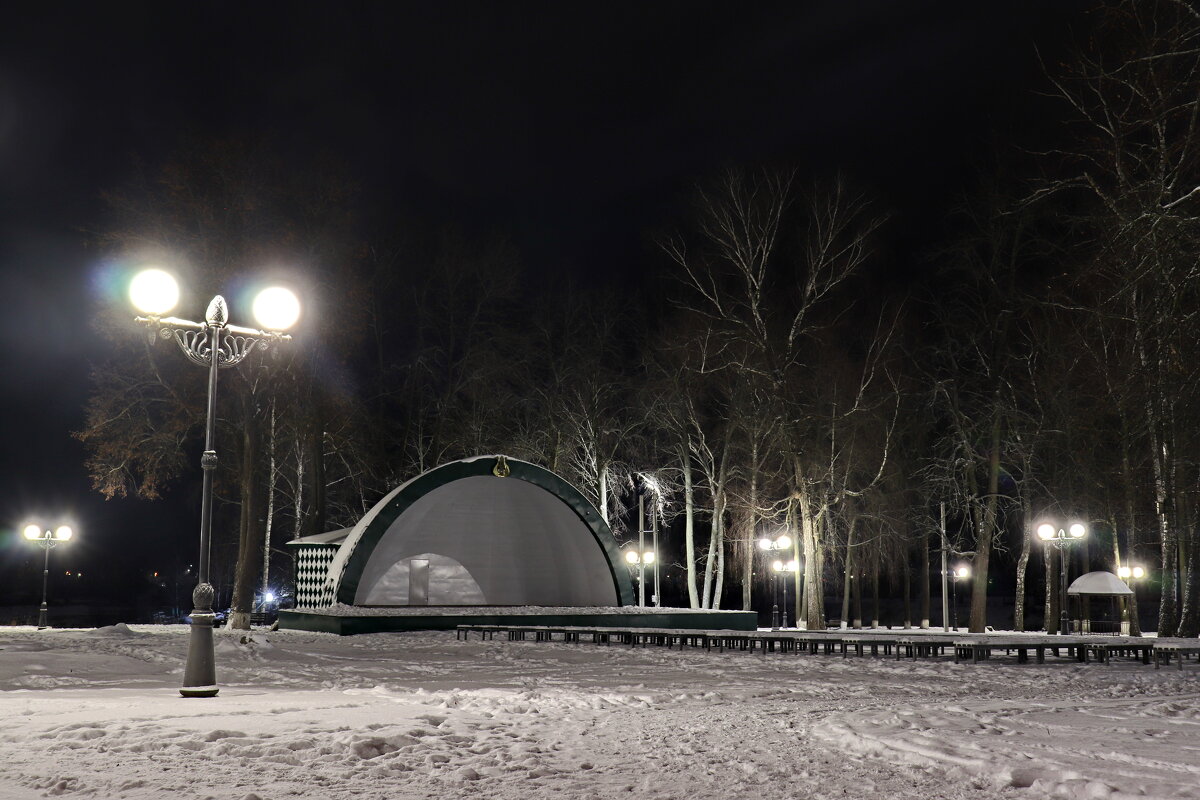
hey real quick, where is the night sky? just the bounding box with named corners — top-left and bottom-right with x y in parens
top-left (0, 1), bottom-right (1091, 616)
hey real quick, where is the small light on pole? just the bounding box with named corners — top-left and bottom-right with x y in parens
top-left (22, 523), bottom-right (74, 629)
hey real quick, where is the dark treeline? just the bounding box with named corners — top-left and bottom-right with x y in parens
top-left (77, 0), bottom-right (1200, 633)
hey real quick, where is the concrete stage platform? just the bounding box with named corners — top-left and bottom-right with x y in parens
top-left (279, 605), bottom-right (758, 636)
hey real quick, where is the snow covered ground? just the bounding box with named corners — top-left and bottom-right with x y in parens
top-left (0, 625), bottom-right (1197, 800)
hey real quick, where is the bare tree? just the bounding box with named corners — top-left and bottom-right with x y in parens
top-left (1034, 0), bottom-right (1200, 634)
top-left (664, 169), bottom-right (895, 628)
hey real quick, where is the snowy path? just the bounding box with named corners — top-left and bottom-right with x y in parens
top-left (0, 625), bottom-right (1197, 799)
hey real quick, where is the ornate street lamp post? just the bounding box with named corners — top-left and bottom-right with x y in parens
top-left (758, 533), bottom-right (792, 629)
top-left (22, 524), bottom-right (72, 629)
top-left (624, 549), bottom-right (656, 606)
top-left (771, 558), bottom-right (800, 629)
top-left (950, 564), bottom-right (969, 632)
top-left (1118, 564), bottom-right (1146, 635)
top-left (129, 268), bottom-right (299, 697)
top-left (1037, 521), bottom-right (1086, 635)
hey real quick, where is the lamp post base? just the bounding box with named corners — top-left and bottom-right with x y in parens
top-left (181, 604), bottom-right (219, 698)
top-left (36, 602), bottom-right (47, 630)
top-left (182, 582), bottom-right (220, 700)
top-left (771, 604), bottom-right (780, 630)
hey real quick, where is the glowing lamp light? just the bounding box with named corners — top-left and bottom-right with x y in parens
top-left (772, 559), bottom-right (783, 572)
top-left (252, 286), bottom-right (301, 330)
top-left (1069, 523), bottom-right (1086, 538)
top-left (263, 591), bottom-right (276, 604)
top-left (641, 552), bottom-right (655, 565)
top-left (23, 524), bottom-right (41, 540)
top-left (625, 550), bottom-right (639, 565)
top-left (1133, 566), bottom-right (1145, 579)
top-left (954, 565), bottom-right (970, 579)
top-left (130, 269), bottom-right (180, 315)
top-left (759, 533), bottom-right (791, 551)
top-left (1037, 523), bottom-right (1055, 540)
top-left (55, 526), bottom-right (72, 541)
top-left (1119, 566), bottom-right (1146, 580)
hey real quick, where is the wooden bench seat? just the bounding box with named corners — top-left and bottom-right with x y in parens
top-left (1153, 642), bottom-right (1200, 670)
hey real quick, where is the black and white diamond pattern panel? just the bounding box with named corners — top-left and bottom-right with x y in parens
top-left (295, 544), bottom-right (338, 608)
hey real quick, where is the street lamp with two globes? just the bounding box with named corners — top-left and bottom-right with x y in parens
top-left (1037, 521), bottom-right (1086, 635)
top-left (22, 524), bottom-right (73, 629)
top-left (129, 268), bottom-right (300, 697)
top-left (624, 549), bottom-right (656, 606)
top-left (758, 534), bottom-right (794, 628)
top-left (1118, 564), bottom-right (1146, 635)
top-left (950, 564), bottom-right (970, 632)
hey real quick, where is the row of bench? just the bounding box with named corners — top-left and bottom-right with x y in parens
top-left (455, 624), bottom-right (1200, 669)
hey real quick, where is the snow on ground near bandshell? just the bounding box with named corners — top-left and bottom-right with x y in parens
top-left (0, 626), bottom-right (1198, 800)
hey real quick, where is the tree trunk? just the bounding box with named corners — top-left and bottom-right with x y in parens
top-left (852, 563), bottom-right (863, 629)
top-left (598, 467), bottom-right (609, 525)
top-left (796, 459), bottom-right (824, 629)
top-left (1136, 296), bottom-right (1179, 635)
top-left (1044, 546), bottom-right (1057, 632)
top-left (1119, 438), bottom-right (1142, 636)
top-left (741, 445), bottom-right (759, 611)
top-left (840, 521), bottom-right (855, 629)
top-left (707, 430), bottom-right (732, 609)
top-left (262, 402), bottom-right (277, 604)
top-left (902, 545), bottom-right (912, 629)
top-left (871, 556), bottom-right (880, 629)
top-left (298, 416), bottom-right (326, 539)
top-left (1014, 492), bottom-right (1032, 632)
top-left (292, 438), bottom-right (305, 541)
top-left (1179, 509), bottom-right (1200, 636)
top-left (229, 396), bottom-right (268, 630)
top-left (682, 440), bottom-right (699, 609)
top-left (920, 526), bottom-right (931, 628)
top-left (702, 521), bottom-right (715, 610)
top-left (969, 405), bottom-right (1002, 633)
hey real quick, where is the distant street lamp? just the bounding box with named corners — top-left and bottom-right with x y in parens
top-left (1118, 564), bottom-right (1146, 635)
top-left (950, 564), bottom-right (969, 632)
top-left (624, 549), bottom-right (656, 606)
top-left (22, 524), bottom-right (73, 629)
top-left (758, 534), bottom-right (792, 629)
top-left (130, 268), bottom-right (298, 697)
top-left (771, 558), bottom-right (800, 629)
top-left (1037, 521), bottom-right (1087, 635)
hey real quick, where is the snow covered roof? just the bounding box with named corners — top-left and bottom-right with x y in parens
top-left (1067, 571), bottom-right (1133, 596)
top-left (286, 528), bottom-right (352, 547)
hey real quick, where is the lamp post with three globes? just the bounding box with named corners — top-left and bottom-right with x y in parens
top-left (129, 268), bottom-right (300, 697)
